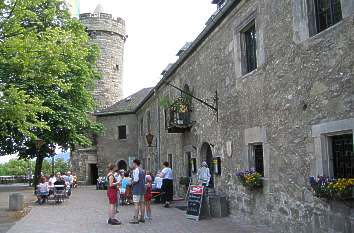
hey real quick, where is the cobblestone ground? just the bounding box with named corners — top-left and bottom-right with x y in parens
top-left (6, 186), bottom-right (273, 233)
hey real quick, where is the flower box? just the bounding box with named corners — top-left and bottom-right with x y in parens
top-left (236, 168), bottom-right (263, 190)
top-left (309, 176), bottom-right (354, 201)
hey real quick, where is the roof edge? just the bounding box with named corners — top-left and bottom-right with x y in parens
top-left (94, 111), bottom-right (136, 117)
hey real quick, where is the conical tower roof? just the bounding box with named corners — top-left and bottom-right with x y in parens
top-left (94, 4), bottom-right (105, 14)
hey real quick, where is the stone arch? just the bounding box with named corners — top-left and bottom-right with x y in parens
top-left (200, 142), bottom-right (214, 188)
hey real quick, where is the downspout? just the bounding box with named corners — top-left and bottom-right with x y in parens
top-left (157, 103), bottom-right (161, 171)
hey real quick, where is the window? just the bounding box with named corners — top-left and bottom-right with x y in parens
top-left (332, 134), bottom-right (354, 178)
top-left (147, 111), bottom-right (151, 133)
top-left (168, 154), bottom-right (173, 169)
top-left (118, 125), bottom-right (127, 140)
top-left (313, 0), bottom-right (342, 33)
top-left (164, 109), bottom-right (168, 129)
top-left (140, 118), bottom-right (143, 136)
top-left (242, 21), bottom-right (257, 74)
top-left (252, 144), bottom-right (264, 177)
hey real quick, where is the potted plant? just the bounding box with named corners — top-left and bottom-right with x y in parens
top-left (235, 168), bottom-right (263, 190)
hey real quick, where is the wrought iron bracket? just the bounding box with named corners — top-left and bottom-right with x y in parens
top-left (162, 81), bottom-right (219, 122)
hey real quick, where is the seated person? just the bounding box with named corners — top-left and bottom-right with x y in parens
top-left (36, 177), bottom-right (49, 204)
top-left (54, 174), bottom-right (66, 190)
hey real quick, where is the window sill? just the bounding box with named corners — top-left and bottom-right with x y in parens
top-left (238, 67), bottom-right (260, 80)
top-left (303, 20), bottom-right (344, 44)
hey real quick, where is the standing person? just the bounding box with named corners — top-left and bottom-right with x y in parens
top-left (129, 159), bottom-right (146, 224)
top-left (144, 173), bottom-right (153, 221)
top-left (159, 162), bottom-right (173, 208)
top-left (197, 161), bottom-right (211, 187)
top-left (106, 163), bottom-right (121, 225)
top-left (123, 171), bottom-right (133, 205)
top-left (64, 171), bottom-right (73, 197)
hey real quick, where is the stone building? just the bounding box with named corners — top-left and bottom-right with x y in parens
top-left (71, 4), bottom-right (126, 184)
top-left (94, 88), bottom-right (152, 176)
top-left (75, 0), bottom-right (354, 232)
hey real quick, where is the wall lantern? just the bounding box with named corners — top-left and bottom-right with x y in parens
top-left (146, 133), bottom-right (154, 147)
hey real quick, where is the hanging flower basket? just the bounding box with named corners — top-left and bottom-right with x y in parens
top-left (236, 168), bottom-right (263, 190)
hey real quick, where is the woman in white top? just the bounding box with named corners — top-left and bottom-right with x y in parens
top-left (159, 161), bottom-right (173, 208)
top-left (197, 161), bottom-right (211, 186)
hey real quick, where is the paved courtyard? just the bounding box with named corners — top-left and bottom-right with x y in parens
top-left (0, 187), bottom-right (34, 233)
top-left (6, 187), bottom-right (273, 233)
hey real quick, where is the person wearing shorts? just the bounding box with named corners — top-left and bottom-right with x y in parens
top-left (129, 159), bottom-right (146, 224)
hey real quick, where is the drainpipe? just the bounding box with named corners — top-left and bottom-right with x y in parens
top-left (157, 103), bottom-right (161, 171)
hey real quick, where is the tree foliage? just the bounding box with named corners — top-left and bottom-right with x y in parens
top-left (0, 0), bottom-right (102, 158)
top-left (0, 158), bottom-right (71, 176)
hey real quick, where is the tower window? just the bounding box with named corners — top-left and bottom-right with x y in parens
top-left (241, 21), bottom-right (257, 74)
top-left (312, 0), bottom-right (342, 34)
top-left (118, 125), bottom-right (127, 140)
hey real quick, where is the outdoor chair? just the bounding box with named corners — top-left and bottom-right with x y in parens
top-left (54, 185), bottom-right (65, 204)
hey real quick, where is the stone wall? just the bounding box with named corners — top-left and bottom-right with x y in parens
top-left (80, 13), bottom-right (125, 109)
top-left (136, 0), bottom-right (354, 232)
top-left (70, 148), bottom-right (97, 184)
top-left (96, 114), bottom-right (139, 176)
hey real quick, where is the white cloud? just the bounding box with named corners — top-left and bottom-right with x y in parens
top-left (79, 0), bottom-right (216, 97)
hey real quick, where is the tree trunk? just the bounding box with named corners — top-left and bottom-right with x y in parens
top-left (33, 154), bottom-right (44, 190)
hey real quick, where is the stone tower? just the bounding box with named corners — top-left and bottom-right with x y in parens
top-left (79, 4), bottom-right (125, 109)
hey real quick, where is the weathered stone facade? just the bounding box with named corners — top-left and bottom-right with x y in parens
top-left (95, 114), bottom-right (138, 175)
top-left (80, 5), bottom-right (125, 110)
top-left (75, 0), bottom-right (354, 232)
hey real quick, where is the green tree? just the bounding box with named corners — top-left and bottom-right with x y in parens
top-left (0, 0), bottom-right (102, 186)
top-left (0, 159), bottom-right (32, 176)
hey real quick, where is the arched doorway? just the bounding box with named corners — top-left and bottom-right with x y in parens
top-left (200, 142), bottom-right (214, 188)
top-left (117, 160), bottom-right (127, 171)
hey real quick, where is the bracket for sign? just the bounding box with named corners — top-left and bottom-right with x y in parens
top-left (162, 80), bottom-right (219, 122)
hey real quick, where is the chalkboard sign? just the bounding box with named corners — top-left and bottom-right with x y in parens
top-left (186, 185), bottom-right (204, 221)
